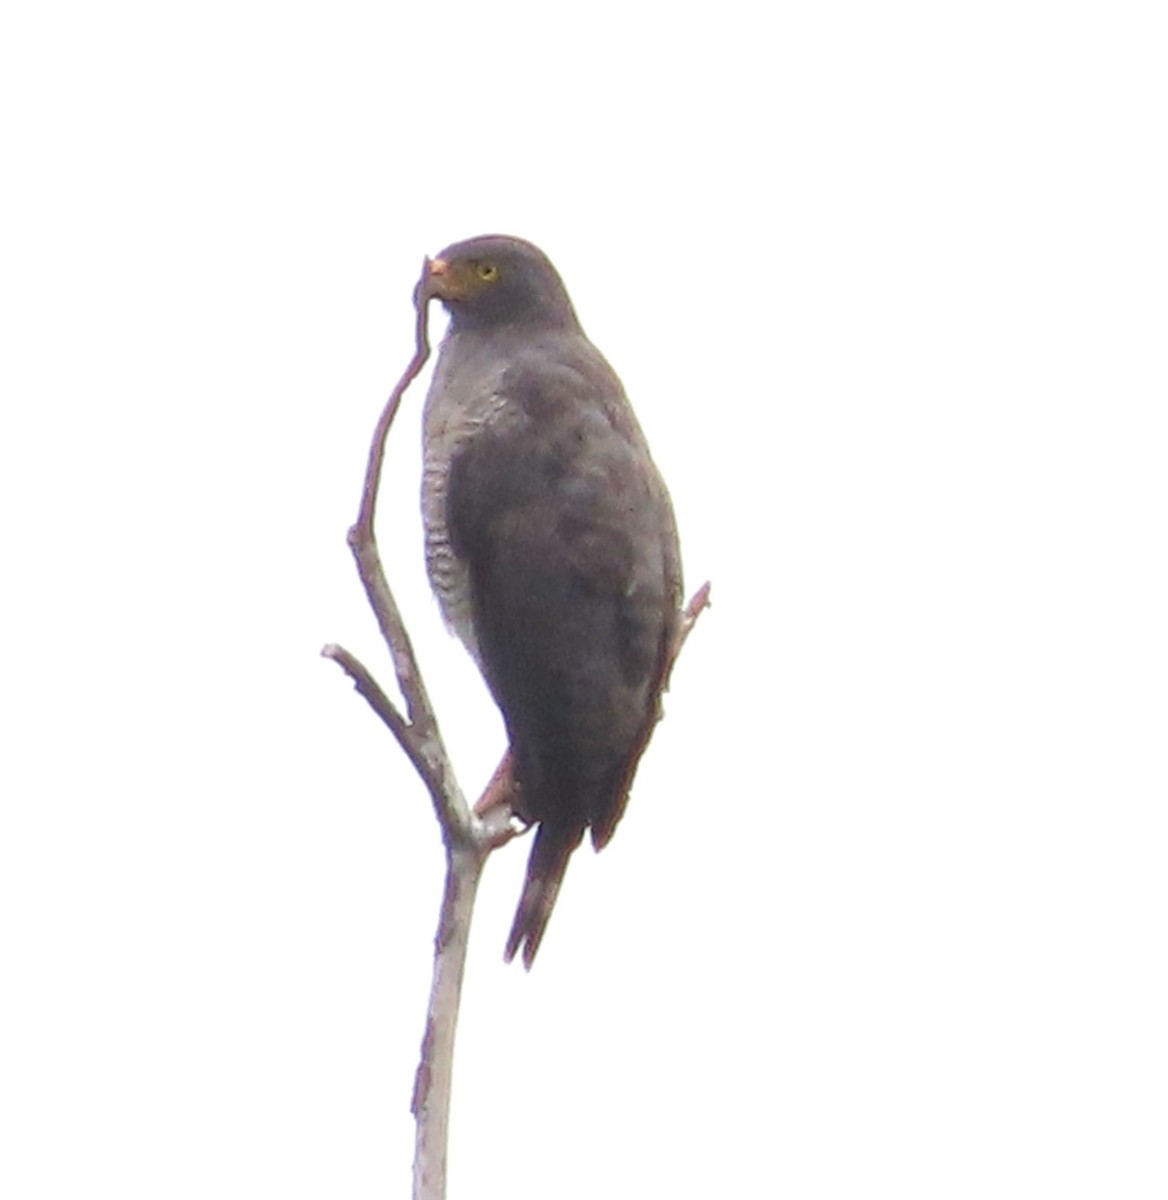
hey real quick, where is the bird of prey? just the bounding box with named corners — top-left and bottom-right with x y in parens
top-left (420, 235), bottom-right (682, 967)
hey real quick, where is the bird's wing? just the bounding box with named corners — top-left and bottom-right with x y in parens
top-left (445, 343), bottom-right (679, 839)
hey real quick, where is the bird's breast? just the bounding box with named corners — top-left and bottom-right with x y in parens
top-left (420, 338), bottom-right (512, 661)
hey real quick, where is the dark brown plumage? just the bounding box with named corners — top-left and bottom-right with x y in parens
top-left (420, 235), bottom-right (681, 966)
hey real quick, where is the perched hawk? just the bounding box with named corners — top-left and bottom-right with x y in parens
top-left (420, 235), bottom-right (682, 967)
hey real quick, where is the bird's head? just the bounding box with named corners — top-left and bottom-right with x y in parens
top-left (420, 235), bottom-right (581, 333)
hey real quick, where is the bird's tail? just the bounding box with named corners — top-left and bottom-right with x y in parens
top-left (505, 824), bottom-right (585, 969)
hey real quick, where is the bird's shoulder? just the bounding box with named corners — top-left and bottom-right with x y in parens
top-left (432, 326), bottom-right (638, 433)
top-left (444, 337), bottom-right (651, 534)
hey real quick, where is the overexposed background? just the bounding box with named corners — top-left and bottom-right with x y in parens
top-left (2, 2), bottom-right (1165, 1196)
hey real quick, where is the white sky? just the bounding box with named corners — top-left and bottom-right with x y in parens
top-left (2, 2), bottom-right (1165, 1197)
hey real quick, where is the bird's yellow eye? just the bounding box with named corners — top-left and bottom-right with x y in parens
top-left (475, 262), bottom-right (499, 281)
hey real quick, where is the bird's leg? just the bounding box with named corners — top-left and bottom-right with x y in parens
top-left (471, 750), bottom-right (532, 849)
top-left (473, 749), bottom-right (519, 818)
top-left (473, 750), bottom-right (511, 817)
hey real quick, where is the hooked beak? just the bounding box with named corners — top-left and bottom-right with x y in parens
top-left (420, 255), bottom-right (472, 303)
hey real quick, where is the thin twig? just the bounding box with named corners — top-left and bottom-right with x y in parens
top-left (677, 579), bottom-right (713, 649)
top-left (321, 642), bottom-right (431, 796)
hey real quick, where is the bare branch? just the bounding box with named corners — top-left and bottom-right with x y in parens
top-left (410, 848), bottom-right (485, 1200)
top-left (321, 642), bottom-right (427, 786)
top-left (326, 264), bottom-right (476, 848)
top-left (324, 262), bottom-right (492, 1200)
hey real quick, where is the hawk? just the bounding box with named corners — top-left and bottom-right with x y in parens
top-left (420, 235), bottom-right (682, 966)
